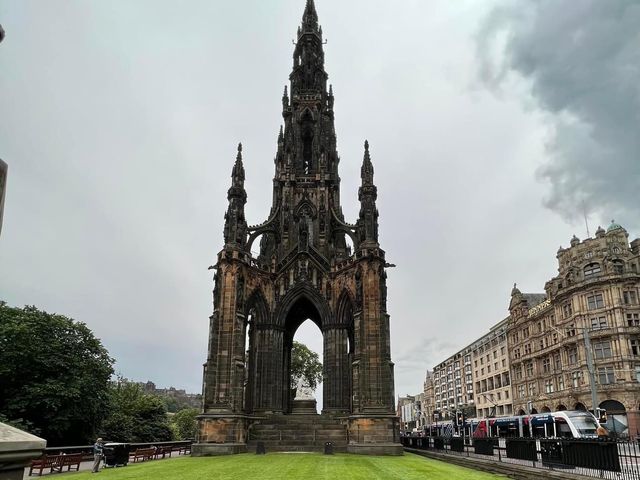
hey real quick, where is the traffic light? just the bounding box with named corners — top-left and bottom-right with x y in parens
top-left (596, 408), bottom-right (607, 424)
top-left (456, 410), bottom-right (465, 426)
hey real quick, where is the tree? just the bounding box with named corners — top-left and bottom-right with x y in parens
top-left (290, 341), bottom-right (323, 391)
top-left (0, 303), bottom-right (114, 446)
top-left (170, 408), bottom-right (199, 440)
top-left (100, 380), bottom-right (173, 443)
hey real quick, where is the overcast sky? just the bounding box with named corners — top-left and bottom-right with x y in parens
top-left (1, 0), bottom-right (638, 404)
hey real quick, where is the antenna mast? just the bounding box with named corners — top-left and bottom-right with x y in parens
top-left (582, 200), bottom-right (590, 238)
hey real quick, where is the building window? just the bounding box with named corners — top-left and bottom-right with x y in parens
top-left (554, 353), bottom-right (562, 371)
top-left (525, 362), bottom-right (534, 377)
top-left (557, 375), bottom-right (564, 391)
top-left (568, 347), bottom-right (578, 363)
top-left (563, 302), bottom-right (573, 318)
top-left (593, 341), bottom-right (612, 359)
top-left (528, 382), bottom-right (536, 396)
top-left (544, 379), bottom-right (554, 394)
top-left (571, 371), bottom-right (581, 387)
top-left (567, 324), bottom-right (576, 336)
top-left (613, 260), bottom-right (624, 274)
top-left (518, 385), bottom-right (525, 398)
top-left (587, 293), bottom-right (605, 310)
top-left (523, 327), bottom-right (529, 338)
top-left (627, 313), bottom-right (640, 327)
top-left (584, 263), bottom-right (601, 277)
top-left (598, 367), bottom-right (615, 385)
top-left (539, 339), bottom-right (545, 350)
top-left (636, 366), bottom-right (640, 383)
top-left (515, 365), bottom-right (523, 380)
top-left (542, 357), bottom-right (551, 373)
top-left (505, 389), bottom-right (509, 399)
top-left (514, 348), bottom-right (521, 359)
top-left (501, 346), bottom-right (505, 355)
top-left (631, 338), bottom-right (640, 356)
top-left (624, 290), bottom-right (638, 305)
top-left (487, 365), bottom-right (491, 373)
top-left (591, 317), bottom-right (608, 330)
top-left (502, 359), bottom-right (506, 367)
top-left (524, 344), bottom-right (531, 355)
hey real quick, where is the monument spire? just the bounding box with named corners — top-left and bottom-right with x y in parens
top-left (223, 143), bottom-right (247, 248)
top-left (301, 0), bottom-right (319, 32)
top-left (358, 140), bottom-right (379, 247)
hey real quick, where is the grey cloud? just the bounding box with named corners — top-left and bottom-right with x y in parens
top-left (477, 0), bottom-right (640, 230)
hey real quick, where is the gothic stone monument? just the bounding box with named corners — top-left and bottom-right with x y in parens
top-left (193, 0), bottom-right (401, 456)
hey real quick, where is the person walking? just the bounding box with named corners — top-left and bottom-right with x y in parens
top-left (92, 438), bottom-right (104, 473)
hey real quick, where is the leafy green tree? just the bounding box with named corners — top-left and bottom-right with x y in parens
top-left (290, 341), bottom-right (323, 390)
top-left (0, 303), bottom-right (114, 446)
top-left (101, 380), bottom-right (173, 442)
top-left (169, 408), bottom-right (199, 440)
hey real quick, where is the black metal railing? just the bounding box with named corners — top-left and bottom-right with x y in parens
top-left (401, 435), bottom-right (640, 480)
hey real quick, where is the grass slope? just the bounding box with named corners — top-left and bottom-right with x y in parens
top-left (60, 453), bottom-right (506, 480)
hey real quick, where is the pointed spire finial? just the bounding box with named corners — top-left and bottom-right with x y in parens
top-left (237, 143), bottom-right (243, 160)
top-left (302, 0), bottom-right (319, 30)
top-left (329, 84), bottom-right (333, 95)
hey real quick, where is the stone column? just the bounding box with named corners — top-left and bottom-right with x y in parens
top-left (323, 326), bottom-right (350, 413)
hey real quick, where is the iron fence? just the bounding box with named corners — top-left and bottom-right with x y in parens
top-left (401, 435), bottom-right (640, 480)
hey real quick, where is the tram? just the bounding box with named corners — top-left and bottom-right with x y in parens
top-left (469, 410), bottom-right (600, 439)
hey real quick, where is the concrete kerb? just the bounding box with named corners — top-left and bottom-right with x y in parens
top-left (404, 447), bottom-right (596, 480)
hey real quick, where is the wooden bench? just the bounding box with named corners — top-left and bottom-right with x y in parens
top-left (28, 455), bottom-right (62, 476)
top-left (154, 446), bottom-right (172, 459)
top-left (59, 453), bottom-right (83, 472)
top-left (130, 447), bottom-right (155, 463)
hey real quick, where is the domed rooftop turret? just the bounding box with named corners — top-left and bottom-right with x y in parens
top-left (570, 235), bottom-right (580, 247)
top-left (607, 220), bottom-right (624, 233)
top-left (595, 226), bottom-right (605, 238)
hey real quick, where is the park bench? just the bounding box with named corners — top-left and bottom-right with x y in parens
top-left (28, 455), bottom-right (62, 476)
top-left (131, 447), bottom-right (155, 462)
top-left (154, 446), bottom-right (172, 459)
top-left (59, 453), bottom-right (83, 472)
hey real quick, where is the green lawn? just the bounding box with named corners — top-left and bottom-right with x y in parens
top-left (59, 453), bottom-right (506, 480)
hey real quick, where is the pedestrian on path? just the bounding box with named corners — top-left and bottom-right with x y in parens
top-left (92, 438), bottom-right (104, 473)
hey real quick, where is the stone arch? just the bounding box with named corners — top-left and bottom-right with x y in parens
top-left (556, 404), bottom-right (567, 411)
top-left (574, 402), bottom-right (587, 411)
top-left (530, 408), bottom-right (538, 414)
top-left (599, 399), bottom-right (626, 413)
top-left (541, 406), bottom-right (551, 413)
top-left (275, 283), bottom-right (332, 330)
top-left (518, 409), bottom-right (526, 416)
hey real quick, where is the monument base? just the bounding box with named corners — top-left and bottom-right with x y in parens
top-left (347, 414), bottom-right (403, 456)
top-left (291, 399), bottom-right (317, 415)
top-left (192, 413), bottom-right (249, 457)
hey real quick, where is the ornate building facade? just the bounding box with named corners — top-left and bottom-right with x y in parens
top-left (471, 318), bottom-right (513, 418)
top-left (193, 1), bottom-right (400, 455)
top-left (421, 222), bottom-right (640, 439)
top-left (508, 222), bottom-right (640, 437)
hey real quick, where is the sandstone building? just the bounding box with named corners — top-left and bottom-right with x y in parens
top-left (422, 222), bottom-right (640, 438)
top-left (508, 222), bottom-right (640, 437)
top-left (194, 1), bottom-right (400, 455)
